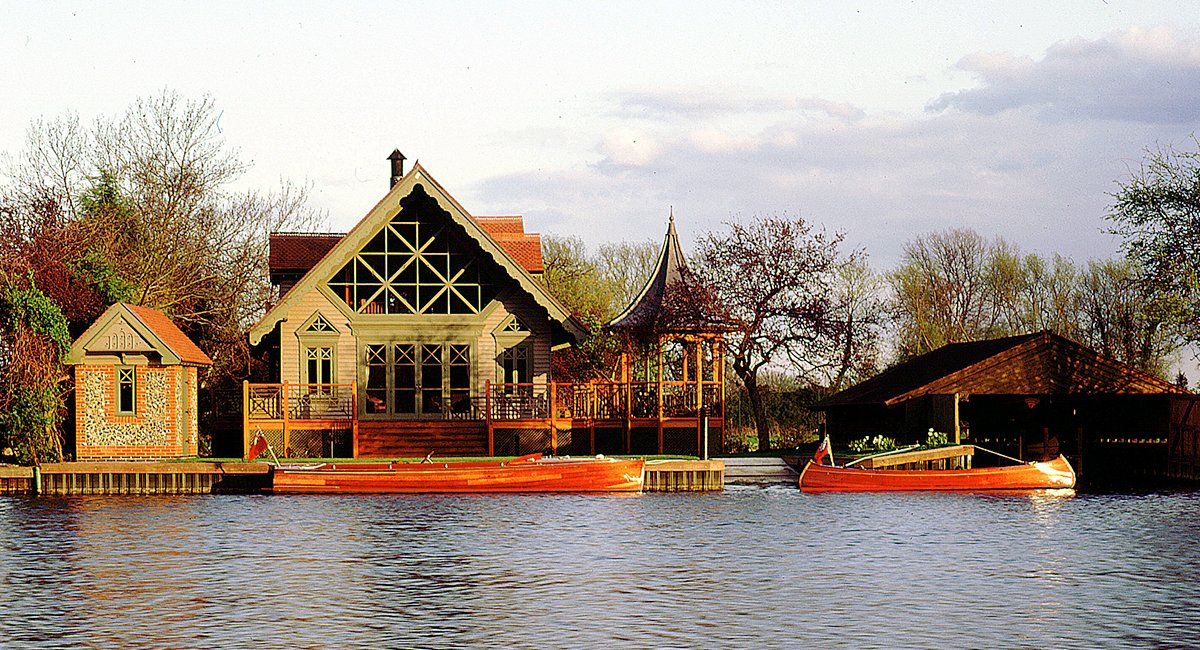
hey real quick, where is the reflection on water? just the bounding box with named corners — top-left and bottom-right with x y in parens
top-left (2, 488), bottom-right (1199, 648)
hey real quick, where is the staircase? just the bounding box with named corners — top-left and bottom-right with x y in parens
top-left (718, 457), bottom-right (800, 485)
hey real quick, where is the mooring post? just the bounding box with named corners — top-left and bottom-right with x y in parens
top-left (701, 405), bottom-right (710, 461)
top-left (31, 466), bottom-right (41, 496)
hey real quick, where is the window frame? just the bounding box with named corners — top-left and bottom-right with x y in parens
top-left (115, 365), bottom-right (137, 416)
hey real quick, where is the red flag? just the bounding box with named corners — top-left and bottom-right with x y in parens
top-left (813, 436), bottom-right (830, 465)
top-left (247, 432), bottom-right (269, 461)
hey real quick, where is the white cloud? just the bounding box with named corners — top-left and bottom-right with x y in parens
top-left (927, 26), bottom-right (1200, 123)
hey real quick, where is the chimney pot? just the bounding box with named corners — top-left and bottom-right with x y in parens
top-left (388, 149), bottom-right (407, 188)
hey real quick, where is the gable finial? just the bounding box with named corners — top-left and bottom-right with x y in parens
top-left (669, 205), bottom-right (674, 223)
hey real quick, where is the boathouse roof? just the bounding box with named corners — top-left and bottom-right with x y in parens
top-left (269, 216), bottom-right (544, 283)
top-left (815, 331), bottom-right (1186, 409)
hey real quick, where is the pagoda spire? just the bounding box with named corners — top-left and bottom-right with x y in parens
top-left (606, 211), bottom-right (690, 331)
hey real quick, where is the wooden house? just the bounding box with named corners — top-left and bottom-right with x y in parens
top-left (244, 153), bottom-right (729, 459)
top-left (67, 303), bottom-right (212, 460)
top-left (815, 331), bottom-right (1196, 480)
top-left (247, 156), bottom-right (583, 458)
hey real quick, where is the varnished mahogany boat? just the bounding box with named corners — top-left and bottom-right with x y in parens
top-left (269, 453), bottom-right (646, 494)
top-left (798, 454), bottom-right (1076, 492)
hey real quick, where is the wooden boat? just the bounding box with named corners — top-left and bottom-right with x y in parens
top-left (798, 454), bottom-right (1076, 492)
top-left (269, 453), bottom-right (646, 494)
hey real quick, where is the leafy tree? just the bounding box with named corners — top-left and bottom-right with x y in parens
top-left (1108, 142), bottom-right (1200, 348)
top-left (0, 91), bottom-right (319, 462)
top-left (890, 227), bottom-right (1176, 374)
top-left (890, 228), bottom-right (1006, 356)
top-left (541, 235), bottom-right (658, 380)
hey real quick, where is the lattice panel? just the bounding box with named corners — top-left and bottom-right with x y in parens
top-left (663, 427), bottom-right (700, 456)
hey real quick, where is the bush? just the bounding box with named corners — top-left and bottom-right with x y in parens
top-left (924, 429), bottom-right (949, 448)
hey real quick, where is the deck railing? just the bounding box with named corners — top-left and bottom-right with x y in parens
top-left (483, 380), bottom-right (723, 421)
top-left (242, 379), bottom-right (724, 458)
top-left (243, 381), bottom-right (358, 458)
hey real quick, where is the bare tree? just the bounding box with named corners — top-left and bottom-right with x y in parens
top-left (693, 215), bottom-right (845, 451)
top-left (811, 257), bottom-right (885, 393)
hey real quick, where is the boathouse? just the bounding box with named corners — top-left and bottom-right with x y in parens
top-left (66, 303), bottom-right (212, 460)
top-left (815, 331), bottom-right (1198, 480)
top-left (245, 152), bottom-right (728, 459)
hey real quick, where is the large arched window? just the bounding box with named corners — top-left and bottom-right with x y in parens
top-left (328, 185), bottom-right (497, 314)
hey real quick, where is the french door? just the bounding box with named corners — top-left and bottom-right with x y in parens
top-left (364, 343), bottom-right (471, 416)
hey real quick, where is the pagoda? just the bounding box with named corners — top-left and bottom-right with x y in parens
top-left (606, 214), bottom-right (727, 456)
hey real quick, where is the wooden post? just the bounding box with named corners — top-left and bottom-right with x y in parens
top-left (589, 381), bottom-right (599, 455)
top-left (695, 338), bottom-right (703, 457)
top-left (351, 380), bottom-right (360, 458)
top-left (242, 379), bottom-right (250, 459)
top-left (549, 381), bottom-right (558, 455)
top-left (485, 379), bottom-right (494, 456)
top-left (1076, 424), bottom-right (1084, 478)
top-left (281, 380), bottom-right (290, 458)
top-left (953, 392), bottom-right (961, 444)
top-left (657, 337), bottom-right (664, 455)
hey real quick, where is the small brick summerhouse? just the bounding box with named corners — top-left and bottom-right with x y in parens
top-left (66, 303), bottom-right (212, 460)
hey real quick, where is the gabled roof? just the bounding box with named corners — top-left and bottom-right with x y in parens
top-left (250, 162), bottom-right (584, 345)
top-left (267, 219), bottom-right (544, 281)
top-left (816, 331), bottom-right (1185, 409)
top-left (606, 215), bottom-right (690, 330)
top-left (67, 302), bottom-right (213, 366)
top-left (475, 216), bottom-right (544, 274)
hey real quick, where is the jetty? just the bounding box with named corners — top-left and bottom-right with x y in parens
top-left (719, 457), bottom-right (799, 485)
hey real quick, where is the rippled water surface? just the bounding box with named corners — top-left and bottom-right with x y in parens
top-left (3, 488), bottom-right (1200, 648)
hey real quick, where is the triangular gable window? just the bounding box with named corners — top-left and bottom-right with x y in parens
top-left (306, 314), bottom-right (336, 333)
top-left (327, 185), bottom-right (498, 315)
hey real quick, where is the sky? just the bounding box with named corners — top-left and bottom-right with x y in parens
top-left (2, 1), bottom-right (1199, 268)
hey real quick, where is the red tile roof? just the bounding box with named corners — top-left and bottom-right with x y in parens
top-left (476, 216), bottom-right (544, 274)
top-left (125, 305), bottom-right (213, 366)
top-left (269, 233), bottom-right (345, 272)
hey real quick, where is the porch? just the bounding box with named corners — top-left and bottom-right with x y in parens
top-left (243, 379), bottom-right (724, 459)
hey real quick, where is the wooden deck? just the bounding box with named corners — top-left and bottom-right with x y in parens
top-left (1, 462), bottom-right (272, 495)
top-left (244, 379), bottom-right (725, 459)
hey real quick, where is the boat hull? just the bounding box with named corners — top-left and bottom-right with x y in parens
top-left (270, 457), bottom-right (646, 494)
top-left (798, 454), bottom-right (1076, 492)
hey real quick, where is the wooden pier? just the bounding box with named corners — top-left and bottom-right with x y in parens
top-left (643, 460), bottom-right (724, 491)
top-left (0, 462), bottom-right (272, 496)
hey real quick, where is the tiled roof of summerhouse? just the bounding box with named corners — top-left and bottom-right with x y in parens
top-left (125, 305), bottom-right (213, 366)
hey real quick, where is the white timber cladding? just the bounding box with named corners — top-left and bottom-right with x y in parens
top-left (283, 291), bottom-right (357, 385)
top-left (281, 287), bottom-right (551, 392)
top-left (280, 275), bottom-right (552, 414)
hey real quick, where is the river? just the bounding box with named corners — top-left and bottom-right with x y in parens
top-left (2, 487), bottom-right (1198, 648)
